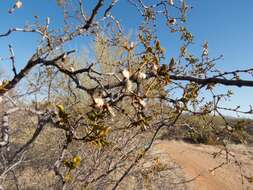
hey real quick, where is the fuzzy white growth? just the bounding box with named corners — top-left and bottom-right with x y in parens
top-left (138, 72), bottom-right (147, 79)
top-left (168, 0), bottom-right (174, 5)
top-left (202, 49), bottom-right (208, 56)
top-left (202, 41), bottom-right (208, 56)
top-left (46, 17), bottom-right (50, 25)
top-left (122, 69), bottom-right (130, 79)
top-left (15, 1), bottom-right (23, 8)
top-left (130, 42), bottom-right (135, 49)
top-left (227, 126), bottom-right (233, 131)
top-left (94, 97), bottom-right (104, 108)
top-left (69, 66), bottom-right (75, 72)
top-left (139, 99), bottom-right (147, 107)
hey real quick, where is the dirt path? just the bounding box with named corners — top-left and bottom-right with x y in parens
top-left (152, 140), bottom-right (253, 190)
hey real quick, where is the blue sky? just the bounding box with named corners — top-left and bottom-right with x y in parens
top-left (0, 0), bottom-right (253, 117)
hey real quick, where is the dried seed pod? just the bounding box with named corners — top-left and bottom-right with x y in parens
top-left (167, 18), bottom-right (176, 25)
top-left (169, 57), bottom-right (176, 71)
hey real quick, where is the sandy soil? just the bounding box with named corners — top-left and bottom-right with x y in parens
top-left (150, 140), bottom-right (253, 190)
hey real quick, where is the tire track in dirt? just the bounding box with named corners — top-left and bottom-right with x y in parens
top-left (153, 140), bottom-right (253, 190)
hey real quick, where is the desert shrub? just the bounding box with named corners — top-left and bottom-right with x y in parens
top-left (1, 1), bottom-right (253, 189)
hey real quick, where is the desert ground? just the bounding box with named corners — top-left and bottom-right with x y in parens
top-left (134, 140), bottom-right (253, 190)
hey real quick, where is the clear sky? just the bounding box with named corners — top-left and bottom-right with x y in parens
top-left (0, 0), bottom-right (253, 117)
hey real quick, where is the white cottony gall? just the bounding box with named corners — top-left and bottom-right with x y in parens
top-left (15, 1), bottom-right (23, 9)
top-left (122, 69), bottom-right (130, 79)
top-left (168, 0), bottom-right (174, 5)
